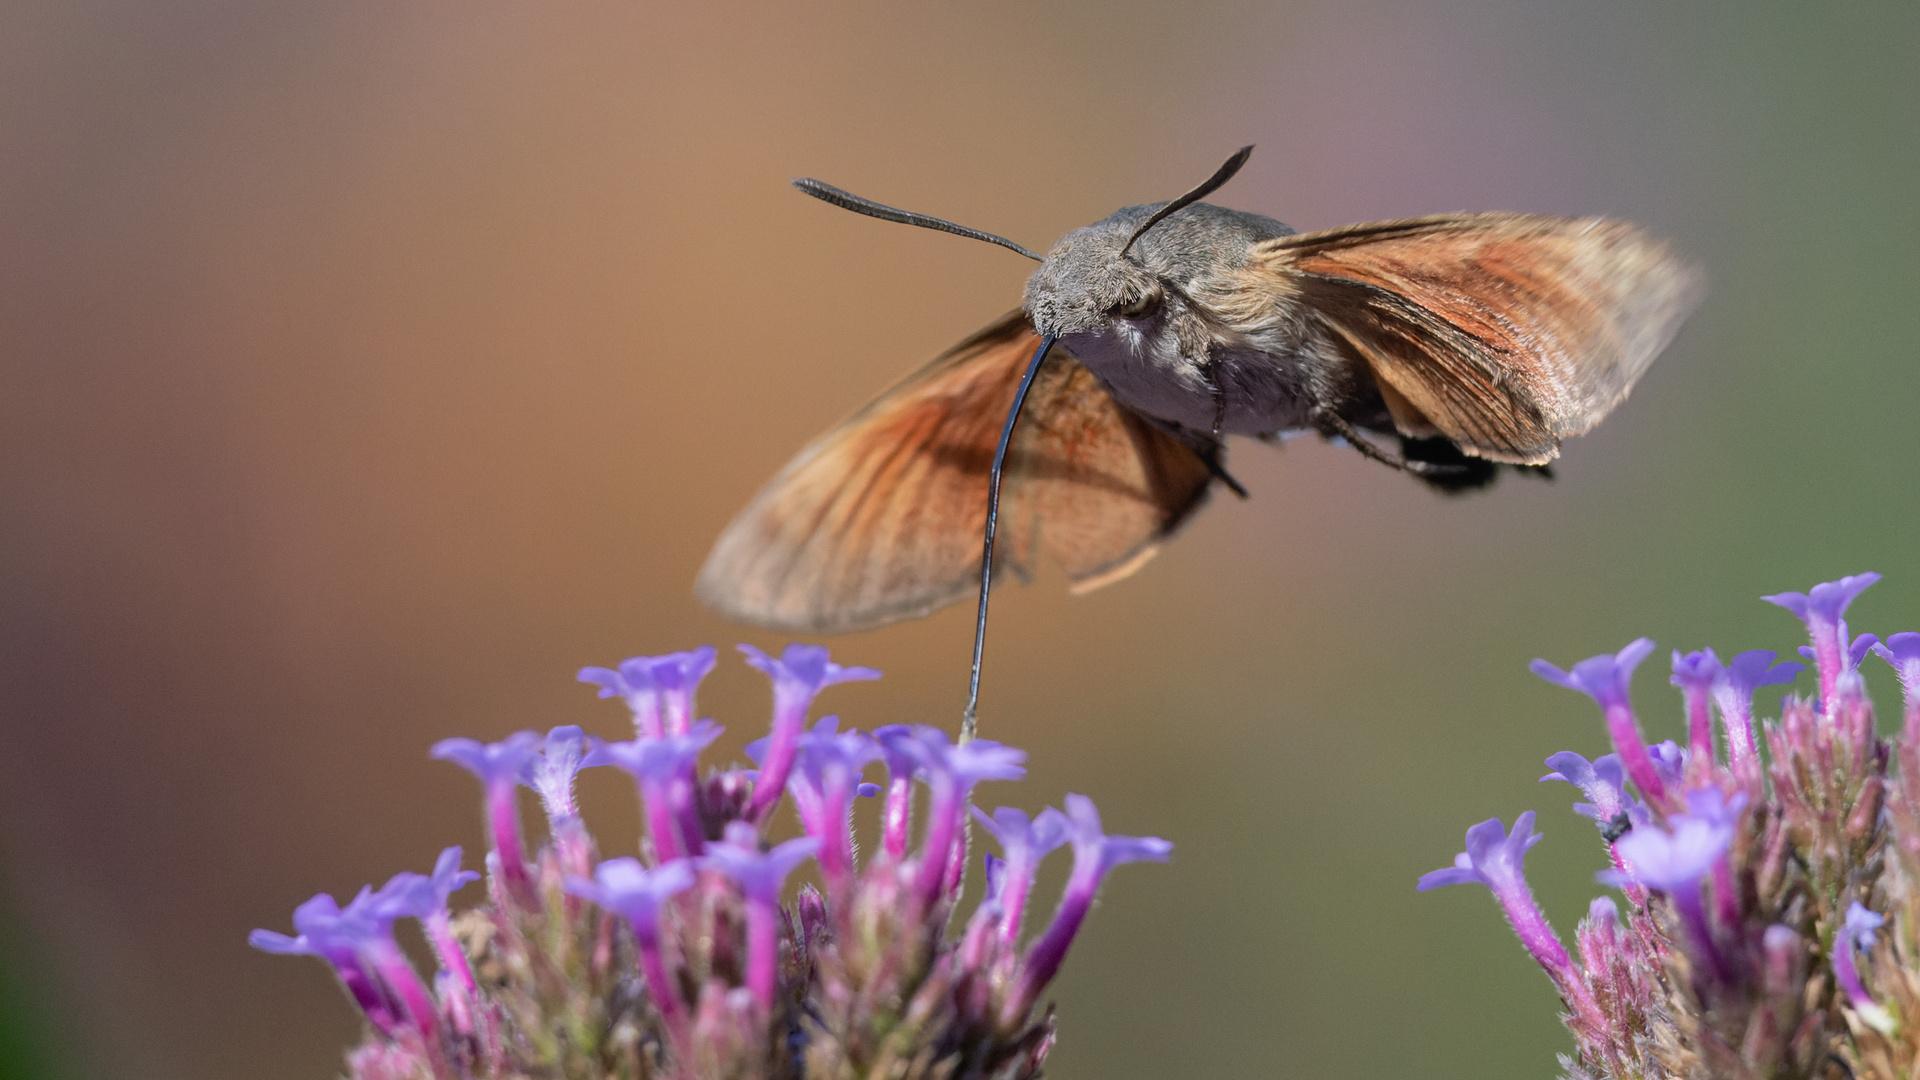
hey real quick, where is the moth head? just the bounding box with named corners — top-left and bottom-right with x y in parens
top-left (788, 145), bottom-right (1278, 340)
top-left (1022, 201), bottom-right (1296, 338)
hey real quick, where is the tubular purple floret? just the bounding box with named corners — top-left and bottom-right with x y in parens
top-left (357, 874), bottom-right (457, 1050)
top-left (357, 933), bottom-right (444, 1053)
top-left (1542, 751), bottom-right (1633, 829)
top-left (702, 822), bottom-right (820, 1010)
top-left (873, 724), bottom-right (919, 860)
top-left (578, 647), bottom-right (719, 738)
top-left (1419, 814), bottom-right (1591, 1000)
top-left (431, 732), bottom-right (543, 907)
top-left (374, 847), bottom-right (482, 1001)
top-left (649, 646), bottom-right (719, 736)
top-left (258, 884), bottom-right (446, 1051)
top-left (1646, 740), bottom-right (1689, 795)
top-left (787, 719), bottom-right (881, 895)
top-left (519, 725), bottom-right (606, 824)
top-left (1834, 901), bottom-right (1885, 1010)
top-left (1684, 787), bottom-right (1748, 936)
top-left (251, 893), bottom-right (402, 1035)
top-left (1713, 650), bottom-right (1801, 791)
top-left (1873, 632), bottom-right (1920, 712)
top-left (1671, 649), bottom-right (1722, 774)
top-left (1600, 802), bottom-right (1738, 986)
top-left (579, 664), bottom-right (660, 738)
top-left (958, 890), bottom-right (1004, 972)
top-left (1009, 794), bottom-right (1170, 1023)
top-left (604, 720), bottom-right (724, 860)
top-left (738, 644), bottom-right (881, 822)
top-left (973, 805), bottom-right (1071, 946)
top-left (878, 726), bottom-right (1027, 911)
top-left (1763, 572), bottom-right (1880, 712)
top-left (1873, 630), bottom-right (1920, 789)
top-left (564, 857), bottom-right (698, 1033)
top-left (1533, 639), bottom-right (1670, 808)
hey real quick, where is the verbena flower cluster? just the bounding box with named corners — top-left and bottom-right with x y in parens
top-left (252, 644), bottom-right (1170, 1080)
top-left (1422, 573), bottom-right (1920, 1079)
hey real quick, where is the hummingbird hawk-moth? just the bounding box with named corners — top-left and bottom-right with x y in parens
top-left (697, 147), bottom-right (1700, 725)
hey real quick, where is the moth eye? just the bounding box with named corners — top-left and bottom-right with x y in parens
top-left (1114, 291), bottom-right (1160, 319)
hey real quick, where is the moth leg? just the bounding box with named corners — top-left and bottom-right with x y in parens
top-left (1140, 410), bottom-right (1248, 499)
top-left (1205, 361), bottom-right (1229, 443)
top-left (1398, 435), bottom-right (1499, 493)
top-left (1203, 449), bottom-right (1249, 498)
top-left (1308, 406), bottom-right (1474, 480)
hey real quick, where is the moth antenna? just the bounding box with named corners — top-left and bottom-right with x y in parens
top-left (792, 178), bottom-right (1044, 262)
top-left (961, 333), bottom-right (1057, 742)
top-left (1119, 145), bottom-right (1255, 257)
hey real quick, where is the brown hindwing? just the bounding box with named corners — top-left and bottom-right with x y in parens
top-left (1251, 213), bottom-right (1702, 464)
top-left (696, 310), bottom-right (1215, 634)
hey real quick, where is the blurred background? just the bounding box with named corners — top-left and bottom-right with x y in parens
top-left (2, 1), bottom-right (1917, 1076)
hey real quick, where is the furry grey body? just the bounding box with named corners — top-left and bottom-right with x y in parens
top-left (1023, 202), bottom-right (1369, 441)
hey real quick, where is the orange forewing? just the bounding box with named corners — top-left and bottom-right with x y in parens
top-left (1253, 214), bottom-right (1701, 463)
top-left (696, 311), bottom-right (1214, 634)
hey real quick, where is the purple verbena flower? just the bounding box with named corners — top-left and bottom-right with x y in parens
top-left (253, 883), bottom-right (444, 1050)
top-left (1601, 807), bottom-right (1729, 893)
top-left (790, 719), bottom-right (881, 895)
top-left (357, 848), bottom-right (482, 1027)
top-left (1833, 901), bottom-right (1885, 1006)
top-left (876, 726), bottom-right (1026, 909)
top-left (1713, 650), bottom-right (1801, 791)
top-left (565, 857), bottom-right (698, 1033)
top-left (982, 853), bottom-right (1007, 905)
top-left (972, 805), bottom-right (1072, 946)
top-left (520, 725), bottom-right (604, 823)
top-left (579, 647), bottom-right (719, 739)
top-left (1764, 573), bottom-right (1880, 709)
top-left (1600, 800), bottom-right (1737, 985)
top-left (1543, 751), bottom-right (1632, 832)
top-left (703, 822), bottom-right (821, 1010)
top-left (521, 725), bottom-right (607, 876)
top-left (738, 644), bottom-right (880, 822)
top-left (1647, 740), bottom-right (1688, 791)
top-left (373, 846), bottom-right (480, 923)
top-left (431, 731), bottom-right (543, 907)
top-left (1010, 795), bottom-right (1169, 1022)
top-left (872, 723), bottom-right (919, 860)
top-left (566, 857), bottom-right (696, 931)
top-left (1671, 649), bottom-right (1722, 771)
top-left (1683, 787), bottom-right (1748, 931)
top-left (257, 640), bottom-right (1157, 1079)
top-left (1419, 812), bottom-right (1587, 991)
top-left (420, 848), bottom-right (481, 1006)
top-left (603, 720), bottom-right (724, 861)
top-left (1872, 633), bottom-right (1920, 741)
top-left (702, 821), bottom-right (821, 905)
top-left (1833, 901), bottom-right (1897, 1034)
top-left (1533, 639), bottom-right (1670, 807)
top-left (251, 892), bottom-right (399, 1034)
